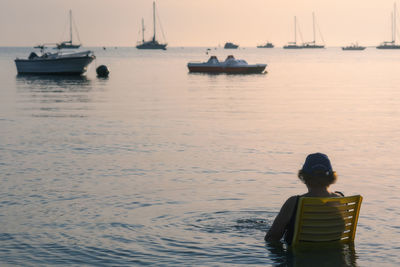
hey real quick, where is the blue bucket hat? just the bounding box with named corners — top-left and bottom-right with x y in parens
top-left (302, 153), bottom-right (333, 175)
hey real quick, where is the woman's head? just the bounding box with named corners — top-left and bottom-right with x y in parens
top-left (298, 153), bottom-right (337, 187)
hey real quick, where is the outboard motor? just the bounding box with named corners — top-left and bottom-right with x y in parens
top-left (28, 52), bottom-right (38, 60)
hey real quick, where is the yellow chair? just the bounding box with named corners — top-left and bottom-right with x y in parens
top-left (292, 195), bottom-right (362, 246)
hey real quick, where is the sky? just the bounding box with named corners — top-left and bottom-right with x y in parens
top-left (1, 0), bottom-right (400, 47)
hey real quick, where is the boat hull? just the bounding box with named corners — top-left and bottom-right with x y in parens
top-left (136, 41), bottom-right (167, 50)
top-left (302, 45), bottom-right (325, 48)
top-left (188, 64), bottom-right (266, 74)
top-left (15, 56), bottom-right (94, 75)
top-left (136, 45), bottom-right (167, 50)
top-left (342, 47), bottom-right (366, 50)
top-left (257, 45), bottom-right (274, 48)
top-left (283, 45), bottom-right (303, 49)
top-left (376, 45), bottom-right (400, 49)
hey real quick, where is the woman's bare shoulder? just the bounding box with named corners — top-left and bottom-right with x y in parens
top-left (264, 195), bottom-right (300, 242)
top-left (280, 195), bottom-right (299, 212)
top-left (286, 195), bottom-right (299, 204)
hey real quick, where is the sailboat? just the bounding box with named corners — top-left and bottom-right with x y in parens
top-left (302, 12), bottom-right (325, 48)
top-left (56, 10), bottom-right (81, 49)
top-left (377, 3), bottom-right (400, 49)
top-left (283, 16), bottom-right (303, 49)
top-left (136, 1), bottom-right (167, 50)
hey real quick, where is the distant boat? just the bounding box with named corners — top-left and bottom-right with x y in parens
top-left (55, 10), bottom-right (81, 49)
top-left (257, 42), bottom-right (274, 48)
top-left (377, 3), bottom-right (400, 49)
top-left (224, 42), bottom-right (239, 49)
top-left (283, 16), bottom-right (303, 49)
top-left (302, 12), bottom-right (325, 48)
top-left (377, 41), bottom-right (400, 49)
top-left (187, 55), bottom-right (266, 74)
top-left (136, 1), bottom-right (167, 50)
top-left (15, 48), bottom-right (95, 75)
top-left (342, 43), bottom-right (366, 50)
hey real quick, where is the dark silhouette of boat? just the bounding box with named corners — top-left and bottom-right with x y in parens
top-left (187, 55), bottom-right (266, 74)
top-left (284, 16), bottom-right (303, 49)
top-left (284, 42), bottom-right (303, 49)
top-left (302, 12), bottom-right (325, 48)
top-left (342, 43), bottom-right (366, 50)
top-left (377, 41), bottom-right (400, 49)
top-left (15, 49), bottom-right (95, 75)
top-left (257, 42), bottom-right (274, 48)
top-left (302, 43), bottom-right (324, 48)
top-left (136, 1), bottom-right (167, 50)
top-left (55, 10), bottom-right (81, 49)
top-left (224, 42), bottom-right (239, 49)
top-left (377, 3), bottom-right (400, 49)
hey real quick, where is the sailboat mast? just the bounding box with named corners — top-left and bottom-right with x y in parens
top-left (153, 1), bottom-right (156, 42)
top-left (390, 12), bottom-right (394, 43)
top-left (312, 12), bottom-right (316, 44)
top-left (142, 18), bottom-right (145, 42)
top-left (394, 3), bottom-right (397, 43)
top-left (294, 16), bottom-right (297, 44)
top-left (69, 10), bottom-right (73, 43)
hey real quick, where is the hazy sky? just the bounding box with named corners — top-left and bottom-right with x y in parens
top-left (1, 0), bottom-right (400, 47)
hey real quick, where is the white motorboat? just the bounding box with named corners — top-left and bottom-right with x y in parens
top-left (15, 49), bottom-right (95, 75)
top-left (187, 55), bottom-right (267, 74)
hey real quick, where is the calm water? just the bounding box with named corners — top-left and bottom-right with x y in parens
top-left (1, 46), bottom-right (400, 266)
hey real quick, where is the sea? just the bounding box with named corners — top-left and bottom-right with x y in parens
top-left (0, 46), bottom-right (400, 266)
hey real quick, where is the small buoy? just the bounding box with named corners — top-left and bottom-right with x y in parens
top-left (96, 65), bottom-right (109, 77)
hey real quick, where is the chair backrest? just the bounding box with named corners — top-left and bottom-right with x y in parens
top-left (292, 195), bottom-right (362, 246)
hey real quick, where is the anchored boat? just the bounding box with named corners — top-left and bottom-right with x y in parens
top-left (342, 43), bottom-right (366, 50)
top-left (187, 55), bottom-right (266, 74)
top-left (136, 1), bottom-right (167, 50)
top-left (257, 42), bottom-right (274, 48)
top-left (224, 42), bottom-right (239, 49)
top-left (56, 10), bottom-right (81, 49)
top-left (302, 12), bottom-right (325, 48)
top-left (283, 16), bottom-right (303, 49)
top-left (15, 48), bottom-right (95, 75)
top-left (377, 3), bottom-right (400, 49)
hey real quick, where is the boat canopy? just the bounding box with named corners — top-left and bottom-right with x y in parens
top-left (224, 55), bottom-right (248, 65)
top-left (207, 56), bottom-right (219, 64)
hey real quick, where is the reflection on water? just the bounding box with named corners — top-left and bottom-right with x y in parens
top-left (2, 47), bottom-right (400, 265)
top-left (15, 75), bottom-right (94, 118)
top-left (16, 74), bottom-right (91, 91)
top-left (266, 242), bottom-right (358, 267)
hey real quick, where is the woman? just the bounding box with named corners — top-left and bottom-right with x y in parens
top-left (265, 153), bottom-right (343, 244)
